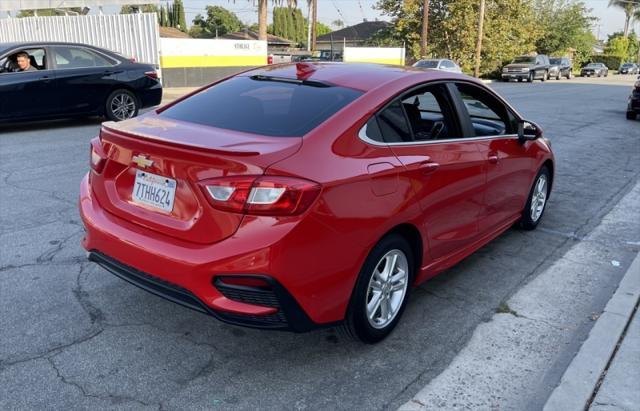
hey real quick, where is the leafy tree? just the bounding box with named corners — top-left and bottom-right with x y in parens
top-left (191, 6), bottom-right (244, 38)
top-left (166, 0), bottom-right (187, 31)
top-left (316, 21), bottom-right (332, 36)
top-left (332, 19), bottom-right (345, 29)
top-left (607, 31), bottom-right (639, 63)
top-left (120, 4), bottom-right (158, 14)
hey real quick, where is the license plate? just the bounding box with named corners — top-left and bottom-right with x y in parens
top-left (132, 170), bottom-right (176, 212)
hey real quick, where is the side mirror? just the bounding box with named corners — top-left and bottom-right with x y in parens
top-left (517, 120), bottom-right (543, 143)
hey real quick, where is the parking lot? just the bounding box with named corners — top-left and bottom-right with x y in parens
top-left (1, 75), bottom-right (639, 410)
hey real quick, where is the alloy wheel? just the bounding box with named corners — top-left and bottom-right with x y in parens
top-left (366, 249), bottom-right (409, 329)
top-left (110, 93), bottom-right (136, 120)
top-left (530, 174), bottom-right (548, 222)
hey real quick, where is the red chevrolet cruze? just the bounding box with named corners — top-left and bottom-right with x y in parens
top-left (80, 63), bottom-right (554, 343)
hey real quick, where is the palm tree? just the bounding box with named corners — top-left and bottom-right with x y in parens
top-left (608, 0), bottom-right (640, 37)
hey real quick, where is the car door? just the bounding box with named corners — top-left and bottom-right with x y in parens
top-left (0, 47), bottom-right (57, 121)
top-left (374, 83), bottom-right (486, 261)
top-left (51, 45), bottom-right (121, 115)
top-left (452, 81), bottom-right (535, 234)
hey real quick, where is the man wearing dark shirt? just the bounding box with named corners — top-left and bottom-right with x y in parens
top-left (15, 52), bottom-right (37, 72)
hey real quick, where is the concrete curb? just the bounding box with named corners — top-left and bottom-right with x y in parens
top-left (543, 251), bottom-right (640, 411)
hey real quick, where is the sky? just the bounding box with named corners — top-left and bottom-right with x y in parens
top-left (2, 0), bottom-right (640, 40)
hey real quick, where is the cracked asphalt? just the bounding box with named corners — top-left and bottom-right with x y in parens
top-left (1, 76), bottom-right (639, 410)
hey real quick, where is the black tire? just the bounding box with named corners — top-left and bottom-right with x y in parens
top-left (541, 71), bottom-right (547, 82)
top-left (105, 89), bottom-right (139, 122)
top-left (567, 71), bottom-right (573, 79)
top-left (520, 166), bottom-right (551, 230)
top-left (342, 234), bottom-right (415, 344)
top-left (556, 71), bottom-right (561, 80)
top-left (528, 71), bottom-right (534, 82)
top-left (627, 111), bottom-right (637, 120)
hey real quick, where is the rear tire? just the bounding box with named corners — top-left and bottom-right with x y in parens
top-left (342, 234), bottom-right (414, 344)
top-left (520, 166), bottom-right (551, 231)
top-left (105, 89), bottom-right (139, 122)
top-left (627, 111), bottom-right (637, 120)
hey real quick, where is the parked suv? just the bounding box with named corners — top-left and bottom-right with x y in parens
top-left (549, 57), bottom-right (573, 79)
top-left (502, 55), bottom-right (550, 82)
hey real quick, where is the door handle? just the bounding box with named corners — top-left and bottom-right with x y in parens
top-left (488, 154), bottom-right (499, 164)
top-left (39, 75), bottom-right (51, 83)
top-left (419, 161), bottom-right (440, 174)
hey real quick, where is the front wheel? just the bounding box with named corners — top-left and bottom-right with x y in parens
top-left (541, 71), bottom-right (547, 82)
top-left (342, 234), bottom-right (414, 343)
top-left (528, 71), bottom-right (534, 82)
top-left (556, 71), bottom-right (561, 80)
top-left (520, 166), bottom-right (551, 230)
top-left (105, 89), bottom-right (139, 121)
top-left (627, 111), bottom-right (637, 120)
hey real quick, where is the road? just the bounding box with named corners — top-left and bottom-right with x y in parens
top-left (1, 75), bottom-right (639, 410)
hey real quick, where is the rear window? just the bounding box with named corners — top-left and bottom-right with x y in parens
top-left (159, 76), bottom-right (363, 137)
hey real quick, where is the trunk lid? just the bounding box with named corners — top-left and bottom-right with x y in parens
top-left (92, 114), bottom-right (302, 244)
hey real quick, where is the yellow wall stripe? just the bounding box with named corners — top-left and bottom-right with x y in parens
top-left (161, 55), bottom-right (267, 68)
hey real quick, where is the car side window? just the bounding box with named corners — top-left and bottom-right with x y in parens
top-left (398, 84), bottom-right (460, 141)
top-left (53, 47), bottom-right (113, 69)
top-left (455, 83), bottom-right (517, 137)
top-left (0, 48), bottom-right (47, 73)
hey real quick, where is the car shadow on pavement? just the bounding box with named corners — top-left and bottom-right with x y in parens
top-left (0, 116), bottom-right (104, 133)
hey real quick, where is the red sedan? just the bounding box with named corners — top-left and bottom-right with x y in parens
top-left (80, 63), bottom-right (554, 343)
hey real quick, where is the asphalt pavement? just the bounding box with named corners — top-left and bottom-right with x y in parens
top-left (1, 75), bottom-right (639, 410)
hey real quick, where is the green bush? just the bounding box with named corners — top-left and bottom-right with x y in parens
top-left (589, 55), bottom-right (624, 70)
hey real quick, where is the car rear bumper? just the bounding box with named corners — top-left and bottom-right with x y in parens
top-left (137, 82), bottom-right (163, 108)
top-left (79, 173), bottom-right (336, 332)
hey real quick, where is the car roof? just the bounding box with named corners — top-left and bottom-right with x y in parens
top-left (0, 41), bottom-right (107, 54)
top-left (239, 62), bottom-right (475, 92)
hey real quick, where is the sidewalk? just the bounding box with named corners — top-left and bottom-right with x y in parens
top-left (399, 182), bottom-right (640, 411)
top-left (544, 252), bottom-right (640, 411)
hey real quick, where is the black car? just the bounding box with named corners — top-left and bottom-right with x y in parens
top-left (581, 63), bottom-right (608, 77)
top-left (627, 77), bottom-right (640, 120)
top-left (549, 57), bottom-right (573, 79)
top-left (0, 42), bottom-right (162, 123)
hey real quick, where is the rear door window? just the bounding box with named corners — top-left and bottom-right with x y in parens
top-left (53, 46), bottom-right (114, 69)
top-left (159, 76), bottom-right (363, 137)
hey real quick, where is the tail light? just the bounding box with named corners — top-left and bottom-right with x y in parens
top-left (267, 55), bottom-right (273, 65)
top-left (89, 138), bottom-right (106, 173)
top-left (144, 70), bottom-right (158, 80)
top-left (199, 176), bottom-right (321, 216)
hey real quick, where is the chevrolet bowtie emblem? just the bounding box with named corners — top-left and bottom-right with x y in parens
top-left (132, 155), bottom-right (153, 168)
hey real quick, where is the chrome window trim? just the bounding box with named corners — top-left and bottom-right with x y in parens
top-left (358, 123), bottom-right (518, 147)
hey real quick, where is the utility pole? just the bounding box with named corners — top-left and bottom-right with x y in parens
top-left (311, 0), bottom-right (318, 52)
top-left (473, 0), bottom-right (485, 78)
top-left (421, 0), bottom-right (429, 58)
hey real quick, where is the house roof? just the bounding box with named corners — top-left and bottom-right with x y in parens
top-left (316, 21), bottom-right (390, 43)
top-left (222, 31), bottom-right (295, 45)
top-left (159, 27), bottom-right (191, 38)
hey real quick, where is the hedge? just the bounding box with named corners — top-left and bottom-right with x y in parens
top-left (589, 55), bottom-right (624, 70)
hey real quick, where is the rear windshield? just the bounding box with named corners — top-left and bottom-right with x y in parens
top-left (513, 56), bottom-right (535, 64)
top-left (415, 60), bottom-right (439, 68)
top-left (159, 76), bottom-right (363, 137)
top-left (550, 58), bottom-right (561, 64)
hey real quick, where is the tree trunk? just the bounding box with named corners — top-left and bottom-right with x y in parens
top-left (258, 0), bottom-right (268, 41)
top-left (623, 14), bottom-right (630, 38)
top-left (474, 0), bottom-right (486, 78)
top-left (311, 0), bottom-right (318, 51)
top-left (421, 0), bottom-right (429, 58)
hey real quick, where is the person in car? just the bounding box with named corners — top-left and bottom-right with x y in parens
top-left (15, 52), bottom-right (37, 72)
